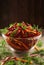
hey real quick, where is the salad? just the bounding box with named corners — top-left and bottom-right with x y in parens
top-left (1, 22), bottom-right (42, 51)
top-left (5, 22), bottom-right (41, 38)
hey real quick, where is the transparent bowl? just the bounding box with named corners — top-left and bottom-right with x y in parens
top-left (2, 34), bottom-right (42, 52)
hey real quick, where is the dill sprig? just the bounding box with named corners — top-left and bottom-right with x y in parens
top-left (33, 24), bottom-right (42, 32)
top-left (37, 40), bottom-right (43, 47)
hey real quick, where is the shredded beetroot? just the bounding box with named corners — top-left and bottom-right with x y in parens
top-left (5, 22), bottom-right (41, 38)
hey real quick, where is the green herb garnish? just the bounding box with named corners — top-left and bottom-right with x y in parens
top-left (0, 28), bottom-right (8, 34)
top-left (4, 59), bottom-right (16, 65)
top-left (32, 56), bottom-right (44, 65)
top-left (16, 61), bottom-right (24, 65)
top-left (0, 39), bottom-right (12, 60)
top-left (17, 23), bottom-right (22, 26)
top-left (33, 24), bottom-right (42, 32)
top-left (17, 23), bottom-right (27, 30)
top-left (37, 40), bottom-right (42, 47)
top-left (9, 23), bottom-right (13, 27)
top-left (10, 28), bottom-right (18, 37)
top-left (22, 26), bottom-right (27, 30)
top-left (32, 50), bottom-right (44, 56)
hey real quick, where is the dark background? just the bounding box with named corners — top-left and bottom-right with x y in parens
top-left (0, 0), bottom-right (44, 28)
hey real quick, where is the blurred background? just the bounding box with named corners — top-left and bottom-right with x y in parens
top-left (0, 0), bottom-right (44, 28)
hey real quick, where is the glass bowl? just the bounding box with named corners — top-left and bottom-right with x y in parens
top-left (2, 34), bottom-right (42, 52)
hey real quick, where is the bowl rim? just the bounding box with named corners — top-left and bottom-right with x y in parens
top-left (2, 33), bottom-right (42, 40)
